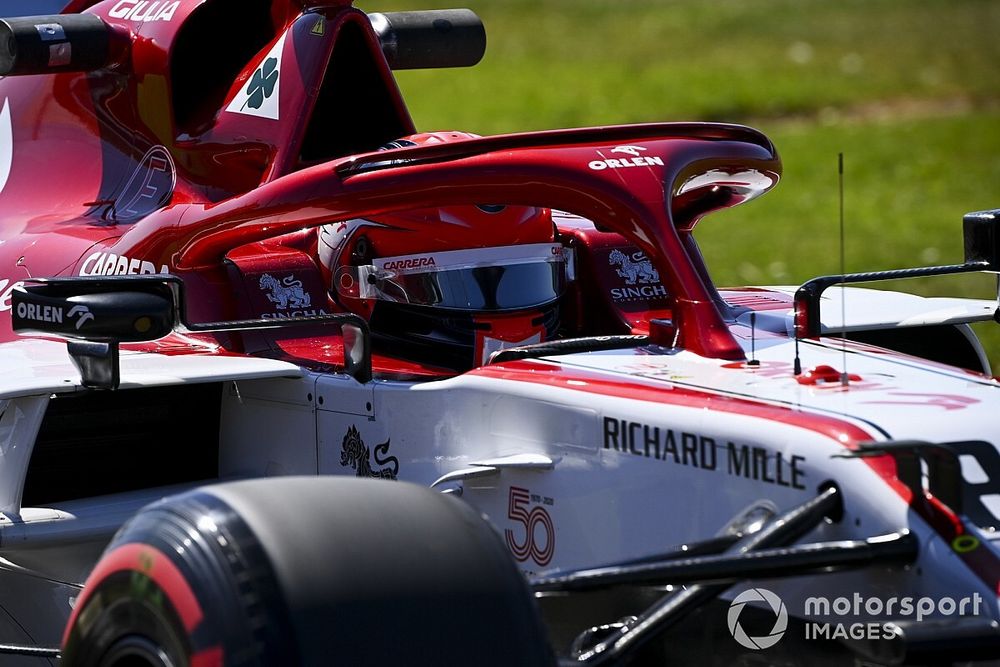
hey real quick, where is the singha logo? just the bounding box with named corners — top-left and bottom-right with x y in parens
top-left (608, 249), bottom-right (659, 285)
top-left (340, 425), bottom-right (399, 480)
top-left (259, 273), bottom-right (311, 310)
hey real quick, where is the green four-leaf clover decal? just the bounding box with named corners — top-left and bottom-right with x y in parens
top-left (244, 57), bottom-right (279, 110)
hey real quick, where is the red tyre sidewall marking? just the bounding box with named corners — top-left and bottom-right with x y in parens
top-left (63, 542), bottom-right (205, 647)
top-left (191, 646), bottom-right (224, 667)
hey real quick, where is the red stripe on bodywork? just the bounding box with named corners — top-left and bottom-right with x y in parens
top-left (473, 359), bottom-right (1000, 594)
top-left (474, 359), bottom-right (879, 444)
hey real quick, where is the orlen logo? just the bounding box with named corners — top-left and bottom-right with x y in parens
top-left (383, 257), bottom-right (436, 271)
top-left (16, 302), bottom-right (94, 330)
top-left (589, 145), bottom-right (664, 171)
top-left (108, 0), bottom-right (180, 23)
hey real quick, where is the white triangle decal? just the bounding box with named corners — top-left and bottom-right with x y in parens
top-left (226, 34), bottom-right (286, 120)
top-left (0, 99), bottom-right (11, 195)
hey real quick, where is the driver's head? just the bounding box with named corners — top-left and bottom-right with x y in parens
top-left (317, 133), bottom-right (566, 369)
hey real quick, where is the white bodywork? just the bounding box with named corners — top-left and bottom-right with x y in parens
top-left (761, 286), bottom-right (996, 335)
top-left (1, 287), bottom-right (1000, 651)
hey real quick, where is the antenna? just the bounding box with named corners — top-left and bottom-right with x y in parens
top-left (839, 153), bottom-right (849, 386)
top-left (748, 312), bottom-right (760, 367)
top-left (793, 335), bottom-right (801, 375)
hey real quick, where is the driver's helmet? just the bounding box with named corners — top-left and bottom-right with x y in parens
top-left (318, 132), bottom-right (568, 369)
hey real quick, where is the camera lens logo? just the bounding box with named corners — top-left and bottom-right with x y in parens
top-left (727, 588), bottom-right (788, 650)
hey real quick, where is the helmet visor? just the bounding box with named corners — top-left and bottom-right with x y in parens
top-left (335, 243), bottom-right (569, 311)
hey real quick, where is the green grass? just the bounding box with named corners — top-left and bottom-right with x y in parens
top-left (361, 0), bottom-right (1000, 363)
top-left (368, 0), bottom-right (1000, 129)
top-left (700, 113), bottom-right (1000, 289)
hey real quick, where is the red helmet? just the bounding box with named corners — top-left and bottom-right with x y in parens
top-left (318, 133), bottom-right (567, 369)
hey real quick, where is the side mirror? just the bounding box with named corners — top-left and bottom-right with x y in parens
top-left (12, 284), bottom-right (176, 342)
top-left (963, 209), bottom-right (1000, 271)
top-left (369, 9), bottom-right (486, 70)
top-left (0, 14), bottom-right (117, 76)
top-left (12, 278), bottom-right (178, 390)
top-left (11, 275), bottom-right (372, 389)
top-left (794, 208), bottom-right (1000, 342)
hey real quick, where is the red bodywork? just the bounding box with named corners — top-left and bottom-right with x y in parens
top-left (0, 0), bottom-right (781, 373)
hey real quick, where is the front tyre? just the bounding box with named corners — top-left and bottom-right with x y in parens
top-left (62, 477), bottom-right (553, 667)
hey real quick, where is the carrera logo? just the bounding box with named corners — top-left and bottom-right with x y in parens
top-left (80, 252), bottom-right (168, 277)
top-left (108, 0), bottom-right (180, 22)
top-left (383, 257), bottom-right (437, 271)
top-left (260, 273), bottom-right (311, 310)
top-left (15, 302), bottom-right (94, 329)
top-left (589, 146), bottom-right (664, 171)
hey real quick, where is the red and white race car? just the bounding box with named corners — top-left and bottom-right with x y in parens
top-left (0, 1), bottom-right (997, 665)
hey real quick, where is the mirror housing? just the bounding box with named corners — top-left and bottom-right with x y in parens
top-left (12, 278), bottom-right (178, 390)
top-left (0, 14), bottom-right (117, 76)
top-left (369, 9), bottom-right (486, 70)
top-left (794, 208), bottom-right (1000, 343)
top-left (11, 275), bottom-right (371, 389)
top-left (963, 209), bottom-right (1000, 271)
top-left (12, 285), bottom-right (176, 342)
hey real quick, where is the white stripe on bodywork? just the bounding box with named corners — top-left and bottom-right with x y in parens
top-left (0, 395), bottom-right (49, 514)
top-left (0, 99), bottom-right (12, 195)
top-left (0, 339), bottom-right (304, 400)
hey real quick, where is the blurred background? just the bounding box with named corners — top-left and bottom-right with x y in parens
top-left (362, 0), bottom-right (1000, 360)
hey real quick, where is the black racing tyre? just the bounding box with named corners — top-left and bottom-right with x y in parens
top-left (61, 477), bottom-right (554, 667)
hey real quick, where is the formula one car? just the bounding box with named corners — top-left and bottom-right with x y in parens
top-left (0, 1), bottom-right (998, 665)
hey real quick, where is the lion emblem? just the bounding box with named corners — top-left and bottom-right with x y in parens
top-left (340, 426), bottom-right (399, 480)
top-left (608, 249), bottom-right (659, 285)
top-left (259, 273), bottom-right (311, 310)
